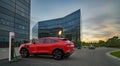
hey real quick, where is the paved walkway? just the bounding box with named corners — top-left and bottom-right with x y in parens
top-left (0, 47), bottom-right (20, 60)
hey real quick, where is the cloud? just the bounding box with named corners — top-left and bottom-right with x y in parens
top-left (31, 0), bottom-right (120, 41)
top-left (82, 17), bottom-right (120, 42)
top-left (81, 0), bottom-right (120, 42)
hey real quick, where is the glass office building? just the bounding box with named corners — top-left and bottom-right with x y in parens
top-left (0, 0), bottom-right (30, 47)
top-left (32, 9), bottom-right (80, 42)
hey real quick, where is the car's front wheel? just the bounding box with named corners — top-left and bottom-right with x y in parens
top-left (52, 50), bottom-right (63, 60)
top-left (20, 48), bottom-right (29, 58)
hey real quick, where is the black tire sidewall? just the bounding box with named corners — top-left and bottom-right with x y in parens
top-left (20, 49), bottom-right (29, 58)
top-left (53, 50), bottom-right (63, 60)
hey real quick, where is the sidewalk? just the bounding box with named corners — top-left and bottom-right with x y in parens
top-left (0, 47), bottom-right (20, 60)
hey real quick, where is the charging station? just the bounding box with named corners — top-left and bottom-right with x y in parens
top-left (9, 32), bottom-right (15, 61)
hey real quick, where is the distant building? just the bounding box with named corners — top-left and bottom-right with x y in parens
top-left (0, 0), bottom-right (30, 47)
top-left (32, 9), bottom-right (81, 42)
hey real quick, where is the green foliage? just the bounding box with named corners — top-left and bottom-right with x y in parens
top-left (99, 40), bottom-right (106, 47)
top-left (73, 40), bottom-right (81, 47)
top-left (81, 41), bottom-right (99, 47)
top-left (31, 38), bottom-right (37, 42)
top-left (81, 36), bottom-right (120, 48)
top-left (106, 36), bottom-right (120, 48)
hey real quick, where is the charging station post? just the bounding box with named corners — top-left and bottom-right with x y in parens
top-left (9, 32), bottom-right (15, 61)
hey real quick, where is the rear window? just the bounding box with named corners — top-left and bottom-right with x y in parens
top-left (60, 38), bottom-right (70, 42)
top-left (61, 38), bottom-right (68, 41)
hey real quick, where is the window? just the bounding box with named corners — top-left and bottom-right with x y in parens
top-left (16, 0), bottom-right (29, 11)
top-left (44, 39), bottom-right (51, 43)
top-left (0, 6), bottom-right (14, 16)
top-left (44, 39), bottom-right (58, 44)
top-left (36, 39), bottom-right (45, 44)
top-left (0, 12), bottom-right (14, 22)
top-left (1, 0), bottom-right (15, 7)
top-left (0, 1), bottom-right (15, 12)
top-left (51, 39), bottom-right (58, 43)
top-left (15, 18), bottom-right (28, 26)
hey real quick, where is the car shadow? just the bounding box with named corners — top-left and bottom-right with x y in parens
top-left (29, 55), bottom-right (54, 60)
top-left (28, 55), bottom-right (77, 61)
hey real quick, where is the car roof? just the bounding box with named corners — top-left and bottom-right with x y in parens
top-left (38, 37), bottom-right (62, 40)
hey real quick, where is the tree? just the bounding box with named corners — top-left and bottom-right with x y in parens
top-left (106, 36), bottom-right (120, 48)
top-left (99, 40), bottom-right (106, 47)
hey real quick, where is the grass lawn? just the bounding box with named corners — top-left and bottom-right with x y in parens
top-left (111, 51), bottom-right (120, 58)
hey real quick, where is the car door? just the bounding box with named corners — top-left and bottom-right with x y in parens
top-left (36, 38), bottom-right (51, 54)
top-left (42, 39), bottom-right (51, 53)
top-left (36, 38), bottom-right (45, 53)
top-left (28, 43), bottom-right (37, 54)
top-left (42, 38), bottom-right (57, 54)
top-left (36, 38), bottom-right (57, 54)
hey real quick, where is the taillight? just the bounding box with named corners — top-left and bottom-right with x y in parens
top-left (66, 44), bottom-right (72, 47)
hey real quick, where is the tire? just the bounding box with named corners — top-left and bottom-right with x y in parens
top-left (52, 50), bottom-right (63, 60)
top-left (20, 48), bottom-right (29, 58)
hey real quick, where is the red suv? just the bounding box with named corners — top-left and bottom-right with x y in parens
top-left (19, 37), bottom-right (74, 60)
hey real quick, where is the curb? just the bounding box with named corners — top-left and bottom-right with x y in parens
top-left (106, 49), bottom-right (120, 61)
top-left (0, 58), bottom-right (8, 61)
top-left (0, 47), bottom-right (20, 61)
top-left (0, 55), bottom-right (21, 61)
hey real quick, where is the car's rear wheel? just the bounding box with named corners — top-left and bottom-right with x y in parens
top-left (20, 48), bottom-right (29, 58)
top-left (53, 50), bottom-right (63, 60)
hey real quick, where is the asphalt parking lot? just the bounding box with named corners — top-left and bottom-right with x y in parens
top-left (0, 47), bottom-right (120, 66)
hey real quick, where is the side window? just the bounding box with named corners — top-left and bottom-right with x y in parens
top-left (39, 39), bottom-right (45, 43)
top-left (35, 39), bottom-right (39, 44)
top-left (44, 39), bottom-right (51, 44)
top-left (51, 40), bottom-right (58, 43)
top-left (35, 39), bottom-right (45, 44)
top-left (44, 39), bottom-right (58, 44)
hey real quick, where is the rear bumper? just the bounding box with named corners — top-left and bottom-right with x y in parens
top-left (65, 48), bottom-right (74, 56)
top-left (65, 52), bottom-right (73, 56)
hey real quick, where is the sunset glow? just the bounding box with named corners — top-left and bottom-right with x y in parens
top-left (31, 0), bottom-right (120, 42)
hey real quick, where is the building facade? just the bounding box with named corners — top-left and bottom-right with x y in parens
top-left (32, 9), bottom-right (80, 42)
top-left (0, 0), bottom-right (30, 47)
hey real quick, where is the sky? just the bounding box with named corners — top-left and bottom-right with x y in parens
top-left (31, 0), bottom-right (120, 42)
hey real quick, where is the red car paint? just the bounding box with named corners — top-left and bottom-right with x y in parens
top-left (19, 37), bottom-right (74, 59)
